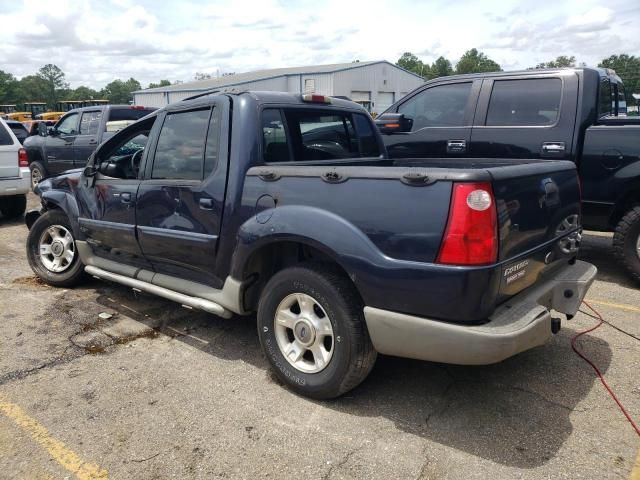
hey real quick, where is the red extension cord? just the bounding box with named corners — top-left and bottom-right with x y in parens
top-left (573, 301), bottom-right (640, 437)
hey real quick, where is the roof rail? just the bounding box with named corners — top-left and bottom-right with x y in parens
top-left (181, 89), bottom-right (221, 102)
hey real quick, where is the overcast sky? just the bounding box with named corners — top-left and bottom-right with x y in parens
top-left (1, 0), bottom-right (639, 89)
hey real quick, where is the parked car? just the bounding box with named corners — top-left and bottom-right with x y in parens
top-left (375, 67), bottom-right (640, 282)
top-left (0, 118), bottom-right (29, 218)
top-left (25, 91), bottom-right (596, 398)
top-left (23, 104), bottom-right (156, 189)
top-left (4, 120), bottom-right (29, 145)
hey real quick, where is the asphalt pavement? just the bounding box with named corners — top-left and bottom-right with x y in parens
top-left (0, 194), bottom-right (638, 479)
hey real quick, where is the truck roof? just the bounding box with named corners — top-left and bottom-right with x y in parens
top-left (64, 104), bottom-right (156, 114)
top-left (164, 90), bottom-right (368, 113)
top-left (420, 66), bottom-right (622, 85)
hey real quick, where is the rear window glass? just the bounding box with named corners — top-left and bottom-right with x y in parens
top-left (151, 108), bottom-right (211, 180)
top-left (598, 78), bottom-right (612, 117)
top-left (0, 122), bottom-right (14, 145)
top-left (79, 111), bottom-right (102, 135)
top-left (262, 109), bottom-right (380, 163)
top-left (109, 108), bottom-right (155, 122)
top-left (486, 78), bottom-right (562, 126)
top-left (9, 124), bottom-right (27, 135)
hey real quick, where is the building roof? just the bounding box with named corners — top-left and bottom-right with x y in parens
top-left (134, 60), bottom-right (422, 94)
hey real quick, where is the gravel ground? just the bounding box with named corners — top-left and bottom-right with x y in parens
top-left (0, 194), bottom-right (638, 479)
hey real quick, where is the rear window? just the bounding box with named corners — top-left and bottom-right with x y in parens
top-left (109, 108), bottom-right (155, 122)
top-left (8, 124), bottom-right (27, 136)
top-left (0, 122), bottom-right (14, 145)
top-left (486, 78), bottom-right (562, 126)
top-left (598, 78), bottom-right (612, 117)
top-left (261, 109), bottom-right (380, 163)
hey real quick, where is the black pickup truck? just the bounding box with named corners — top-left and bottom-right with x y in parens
top-left (376, 67), bottom-right (640, 282)
top-left (23, 104), bottom-right (155, 189)
top-left (25, 91), bottom-right (596, 398)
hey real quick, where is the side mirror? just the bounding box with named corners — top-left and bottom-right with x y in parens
top-left (375, 113), bottom-right (413, 134)
top-left (38, 122), bottom-right (48, 137)
top-left (83, 165), bottom-right (97, 177)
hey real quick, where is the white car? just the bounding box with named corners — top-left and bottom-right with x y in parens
top-left (0, 118), bottom-right (30, 219)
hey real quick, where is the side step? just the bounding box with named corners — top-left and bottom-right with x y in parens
top-left (85, 265), bottom-right (232, 319)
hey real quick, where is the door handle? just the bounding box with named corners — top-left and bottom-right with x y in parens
top-left (88, 139), bottom-right (98, 145)
top-left (64, 142), bottom-right (73, 146)
top-left (120, 192), bottom-right (132, 203)
top-left (199, 198), bottom-right (214, 210)
top-left (446, 140), bottom-right (467, 154)
top-left (541, 142), bottom-right (566, 155)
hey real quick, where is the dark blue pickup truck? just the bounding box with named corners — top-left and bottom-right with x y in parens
top-left (376, 67), bottom-right (640, 282)
top-left (25, 91), bottom-right (596, 398)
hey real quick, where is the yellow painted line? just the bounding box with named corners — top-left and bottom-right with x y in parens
top-left (0, 395), bottom-right (108, 480)
top-left (586, 299), bottom-right (640, 314)
top-left (630, 446), bottom-right (640, 480)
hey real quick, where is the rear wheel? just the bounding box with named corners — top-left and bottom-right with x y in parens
top-left (613, 206), bottom-right (640, 283)
top-left (0, 194), bottom-right (27, 219)
top-left (26, 210), bottom-right (86, 287)
top-left (30, 161), bottom-right (46, 189)
top-left (257, 263), bottom-right (377, 399)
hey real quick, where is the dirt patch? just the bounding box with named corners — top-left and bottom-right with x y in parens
top-left (11, 275), bottom-right (49, 288)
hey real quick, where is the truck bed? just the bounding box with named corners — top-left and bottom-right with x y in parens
top-left (242, 158), bottom-right (580, 322)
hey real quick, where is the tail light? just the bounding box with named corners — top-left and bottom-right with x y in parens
top-left (437, 182), bottom-right (498, 265)
top-left (18, 148), bottom-right (28, 167)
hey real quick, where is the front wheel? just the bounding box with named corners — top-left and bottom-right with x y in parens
top-left (613, 206), bottom-right (640, 283)
top-left (257, 263), bottom-right (377, 399)
top-left (26, 210), bottom-right (86, 288)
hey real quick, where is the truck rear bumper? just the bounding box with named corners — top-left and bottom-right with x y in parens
top-left (363, 260), bottom-right (597, 365)
top-left (0, 167), bottom-right (30, 196)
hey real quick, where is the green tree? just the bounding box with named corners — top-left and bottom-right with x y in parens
top-left (396, 52), bottom-right (428, 77)
top-left (16, 75), bottom-right (48, 104)
top-left (598, 54), bottom-right (640, 107)
top-left (427, 56), bottom-right (454, 79)
top-left (533, 55), bottom-right (576, 69)
top-left (455, 49), bottom-right (501, 74)
top-left (37, 64), bottom-right (69, 106)
top-left (148, 79), bottom-right (171, 88)
top-left (69, 85), bottom-right (100, 101)
top-left (101, 78), bottom-right (142, 104)
top-left (0, 70), bottom-right (19, 103)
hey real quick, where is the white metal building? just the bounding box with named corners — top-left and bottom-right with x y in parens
top-left (133, 61), bottom-right (424, 115)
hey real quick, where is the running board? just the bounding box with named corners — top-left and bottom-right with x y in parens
top-left (85, 265), bottom-right (232, 318)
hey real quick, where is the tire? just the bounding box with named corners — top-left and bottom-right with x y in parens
top-left (30, 161), bottom-right (46, 190)
top-left (257, 263), bottom-right (377, 399)
top-left (613, 206), bottom-right (640, 283)
top-left (0, 194), bottom-right (27, 219)
top-left (26, 210), bottom-right (86, 288)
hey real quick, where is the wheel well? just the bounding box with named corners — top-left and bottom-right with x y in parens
top-left (609, 189), bottom-right (640, 227)
top-left (241, 241), bottom-right (356, 312)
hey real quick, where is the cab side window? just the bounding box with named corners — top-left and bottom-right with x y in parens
top-left (397, 83), bottom-right (472, 130)
top-left (56, 113), bottom-right (79, 135)
top-left (79, 111), bottom-right (102, 136)
top-left (151, 109), bottom-right (211, 180)
top-left (486, 78), bottom-right (562, 126)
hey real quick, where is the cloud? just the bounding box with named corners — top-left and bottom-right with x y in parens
top-left (0, 0), bottom-right (638, 89)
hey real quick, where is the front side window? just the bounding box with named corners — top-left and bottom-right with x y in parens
top-left (79, 111), bottom-right (102, 135)
top-left (97, 117), bottom-right (156, 179)
top-left (486, 78), bottom-right (561, 126)
top-left (397, 83), bottom-right (472, 130)
top-left (56, 113), bottom-right (79, 135)
top-left (151, 109), bottom-right (211, 180)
